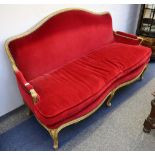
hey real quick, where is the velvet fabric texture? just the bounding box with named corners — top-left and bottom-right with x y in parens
top-left (30, 43), bottom-right (150, 128)
top-left (16, 70), bottom-right (33, 91)
top-left (8, 10), bottom-right (151, 129)
top-left (115, 31), bottom-right (138, 39)
top-left (114, 32), bottom-right (142, 45)
top-left (9, 10), bottom-right (113, 81)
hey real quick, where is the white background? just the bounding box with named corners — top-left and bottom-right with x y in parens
top-left (0, 4), bottom-right (141, 116)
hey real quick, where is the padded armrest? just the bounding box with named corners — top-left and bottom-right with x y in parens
top-left (114, 31), bottom-right (143, 45)
top-left (15, 69), bottom-right (40, 104)
top-left (115, 31), bottom-right (137, 39)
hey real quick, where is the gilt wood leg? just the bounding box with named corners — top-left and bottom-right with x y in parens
top-left (139, 66), bottom-right (147, 81)
top-left (106, 91), bottom-right (115, 107)
top-left (26, 108), bottom-right (33, 116)
top-left (49, 129), bottom-right (59, 150)
top-left (139, 73), bottom-right (144, 81)
top-left (23, 99), bottom-right (33, 116)
top-left (143, 97), bottom-right (155, 133)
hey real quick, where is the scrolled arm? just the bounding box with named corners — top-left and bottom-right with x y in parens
top-left (137, 36), bottom-right (144, 45)
top-left (15, 68), bottom-right (40, 104)
top-left (114, 31), bottom-right (143, 45)
top-left (29, 89), bottom-right (40, 103)
top-left (115, 31), bottom-right (137, 39)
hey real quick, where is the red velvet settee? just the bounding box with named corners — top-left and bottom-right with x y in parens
top-left (5, 9), bottom-right (151, 149)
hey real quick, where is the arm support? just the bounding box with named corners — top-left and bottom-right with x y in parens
top-left (15, 69), bottom-right (40, 104)
top-left (114, 31), bottom-right (143, 45)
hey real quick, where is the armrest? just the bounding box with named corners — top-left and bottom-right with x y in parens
top-left (114, 31), bottom-right (143, 45)
top-left (115, 31), bottom-right (137, 39)
top-left (15, 68), bottom-right (40, 104)
top-left (5, 40), bottom-right (40, 104)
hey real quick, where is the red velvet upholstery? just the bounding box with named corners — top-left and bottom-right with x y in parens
top-left (114, 32), bottom-right (142, 45)
top-left (30, 42), bottom-right (150, 127)
top-left (7, 9), bottom-right (151, 129)
top-left (115, 31), bottom-right (138, 39)
top-left (9, 10), bottom-right (113, 81)
top-left (47, 62), bottom-right (149, 129)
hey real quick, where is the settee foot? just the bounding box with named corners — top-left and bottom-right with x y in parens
top-left (139, 75), bottom-right (144, 81)
top-left (49, 129), bottom-right (59, 150)
top-left (106, 91), bottom-right (115, 107)
top-left (139, 66), bottom-right (147, 81)
top-left (23, 100), bottom-right (33, 116)
top-left (26, 108), bottom-right (33, 116)
top-left (106, 102), bottom-right (112, 107)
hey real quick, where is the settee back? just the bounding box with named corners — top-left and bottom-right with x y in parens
top-left (8, 9), bottom-right (114, 81)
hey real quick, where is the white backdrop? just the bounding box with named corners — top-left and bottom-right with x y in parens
top-left (0, 4), bottom-right (141, 116)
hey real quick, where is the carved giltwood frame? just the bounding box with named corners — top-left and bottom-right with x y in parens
top-left (5, 8), bottom-right (148, 150)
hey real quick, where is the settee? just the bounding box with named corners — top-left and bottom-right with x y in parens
top-left (5, 9), bottom-right (151, 150)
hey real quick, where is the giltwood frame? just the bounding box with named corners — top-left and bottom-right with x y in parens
top-left (5, 8), bottom-right (147, 150)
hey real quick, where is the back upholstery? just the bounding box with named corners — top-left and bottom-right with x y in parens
top-left (8, 10), bottom-right (114, 81)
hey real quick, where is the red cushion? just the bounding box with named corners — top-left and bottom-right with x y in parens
top-left (30, 42), bottom-right (151, 127)
top-left (9, 10), bottom-right (113, 81)
top-left (48, 62), bottom-right (149, 128)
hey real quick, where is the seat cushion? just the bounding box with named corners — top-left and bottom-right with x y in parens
top-left (47, 62), bottom-right (148, 129)
top-left (30, 42), bottom-right (151, 126)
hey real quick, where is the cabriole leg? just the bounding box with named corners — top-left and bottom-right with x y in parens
top-left (23, 99), bottom-right (33, 116)
top-left (139, 67), bottom-right (147, 81)
top-left (106, 91), bottom-right (115, 107)
top-left (26, 108), bottom-right (33, 116)
top-left (139, 73), bottom-right (144, 81)
top-left (49, 129), bottom-right (59, 150)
